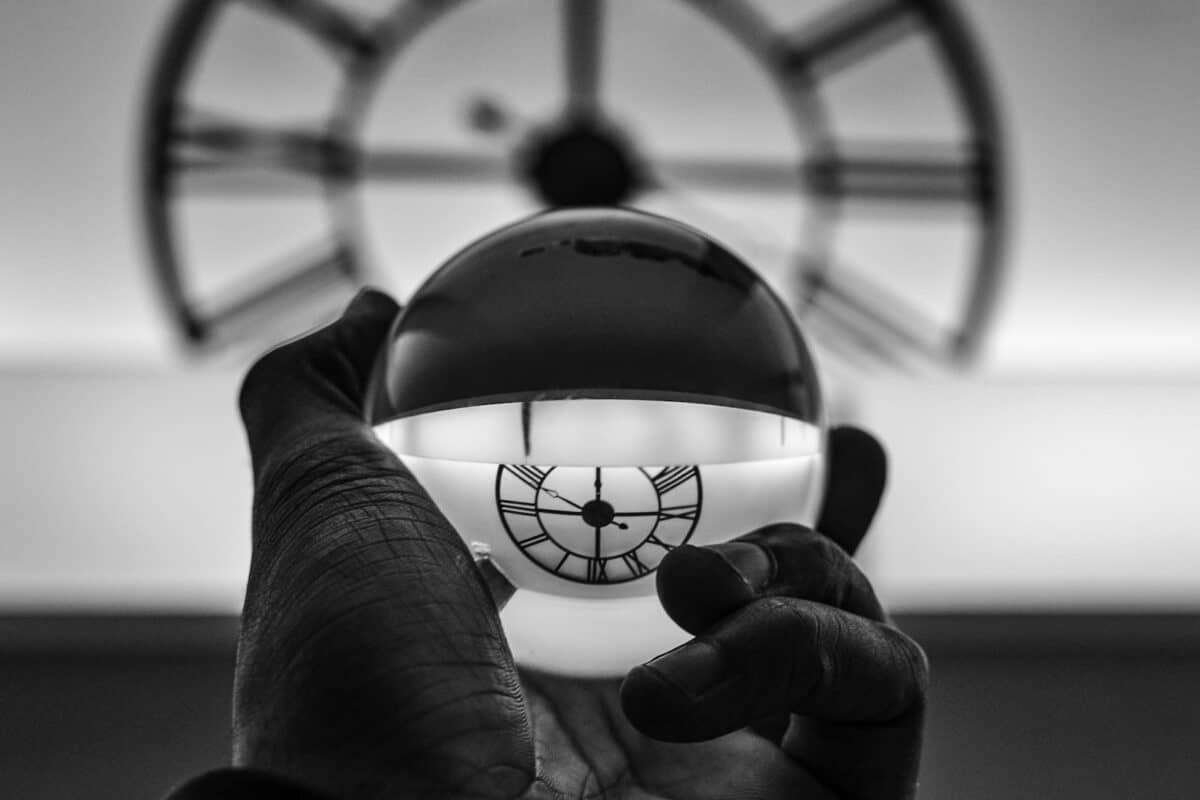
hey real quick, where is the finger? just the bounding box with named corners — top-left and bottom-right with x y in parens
top-left (620, 597), bottom-right (927, 743)
top-left (238, 287), bottom-right (400, 474)
top-left (817, 425), bottom-right (887, 555)
top-left (653, 425), bottom-right (887, 635)
top-left (657, 523), bottom-right (886, 636)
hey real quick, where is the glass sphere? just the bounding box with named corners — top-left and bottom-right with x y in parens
top-left (367, 208), bottom-right (825, 675)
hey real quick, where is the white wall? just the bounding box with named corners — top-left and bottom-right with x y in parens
top-left (4, 367), bottom-right (1198, 612)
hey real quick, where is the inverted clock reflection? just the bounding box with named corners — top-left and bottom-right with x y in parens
top-left (496, 464), bottom-right (702, 585)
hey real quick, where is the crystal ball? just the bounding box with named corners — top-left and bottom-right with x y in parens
top-left (366, 208), bottom-right (825, 675)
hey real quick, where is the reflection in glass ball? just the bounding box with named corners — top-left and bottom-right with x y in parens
top-left (368, 208), bottom-right (826, 674)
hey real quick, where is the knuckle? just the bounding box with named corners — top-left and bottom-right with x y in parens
top-left (895, 627), bottom-right (932, 696)
top-left (757, 596), bottom-right (822, 644)
top-left (794, 529), bottom-right (845, 571)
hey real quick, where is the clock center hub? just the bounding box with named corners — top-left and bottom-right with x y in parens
top-left (580, 498), bottom-right (617, 528)
top-left (520, 121), bottom-right (641, 207)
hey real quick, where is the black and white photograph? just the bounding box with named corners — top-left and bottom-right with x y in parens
top-left (2, 1), bottom-right (1198, 798)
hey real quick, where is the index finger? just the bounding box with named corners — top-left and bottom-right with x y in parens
top-left (654, 523), bottom-right (886, 636)
top-left (238, 288), bottom-right (400, 474)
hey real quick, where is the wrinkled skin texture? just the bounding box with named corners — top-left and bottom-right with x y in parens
top-left (234, 290), bottom-right (928, 800)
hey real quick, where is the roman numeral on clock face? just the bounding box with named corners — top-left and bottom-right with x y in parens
top-left (499, 499), bottom-right (538, 517)
top-left (621, 552), bottom-right (651, 577)
top-left (586, 557), bottom-right (609, 583)
top-left (650, 466), bottom-right (698, 495)
top-left (504, 464), bottom-right (549, 491)
top-left (657, 504), bottom-right (699, 522)
top-left (645, 534), bottom-right (676, 552)
top-left (515, 532), bottom-right (550, 549)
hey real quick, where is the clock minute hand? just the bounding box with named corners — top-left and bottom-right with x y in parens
top-left (539, 487), bottom-right (583, 510)
top-left (591, 467), bottom-right (627, 528)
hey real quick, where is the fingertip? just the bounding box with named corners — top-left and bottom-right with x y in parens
top-left (655, 545), bottom-right (758, 634)
top-left (621, 650), bottom-right (736, 743)
top-left (620, 664), bottom-right (696, 742)
top-left (818, 425), bottom-right (888, 555)
top-left (331, 287), bottom-right (401, 385)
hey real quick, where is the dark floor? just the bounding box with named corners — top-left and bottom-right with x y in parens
top-left (2, 614), bottom-right (1198, 800)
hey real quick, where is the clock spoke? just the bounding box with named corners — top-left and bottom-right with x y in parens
top-left (562, 0), bottom-right (605, 120)
top-left (245, 0), bottom-right (381, 65)
top-left (774, 0), bottom-right (914, 78)
top-left (359, 146), bottom-right (511, 183)
top-left (647, 154), bottom-right (801, 195)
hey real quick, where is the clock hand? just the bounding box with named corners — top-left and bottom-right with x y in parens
top-left (531, 509), bottom-right (629, 530)
top-left (590, 469), bottom-right (632, 529)
top-left (563, 0), bottom-right (604, 122)
top-left (538, 487), bottom-right (584, 510)
top-left (532, 513), bottom-right (628, 532)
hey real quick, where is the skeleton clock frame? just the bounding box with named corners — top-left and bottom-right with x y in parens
top-left (141, 0), bottom-right (1006, 366)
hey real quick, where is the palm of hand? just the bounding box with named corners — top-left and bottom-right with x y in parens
top-left (517, 671), bottom-right (828, 800)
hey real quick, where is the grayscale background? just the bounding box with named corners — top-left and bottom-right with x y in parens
top-left (1, 1), bottom-right (1198, 798)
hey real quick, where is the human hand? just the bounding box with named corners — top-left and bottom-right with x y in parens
top-left (231, 289), bottom-right (927, 799)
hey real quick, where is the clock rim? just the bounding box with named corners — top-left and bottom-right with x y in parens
top-left (140, 0), bottom-right (1007, 366)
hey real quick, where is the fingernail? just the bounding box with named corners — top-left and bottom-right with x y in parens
top-left (645, 640), bottom-right (726, 697)
top-left (707, 542), bottom-right (774, 592)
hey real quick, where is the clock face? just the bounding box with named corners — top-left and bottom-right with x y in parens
top-left (495, 464), bottom-right (702, 584)
top-left (143, 0), bottom-right (1006, 367)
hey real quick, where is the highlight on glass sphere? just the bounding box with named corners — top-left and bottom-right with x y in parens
top-left (365, 207), bottom-right (826, 676)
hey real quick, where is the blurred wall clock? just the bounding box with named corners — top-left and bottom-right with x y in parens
top-left (141, 0), bottom-right (1006, 367)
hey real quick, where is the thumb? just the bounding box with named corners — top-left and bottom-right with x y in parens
top-left (233, 289), bottom-right (534, 797)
